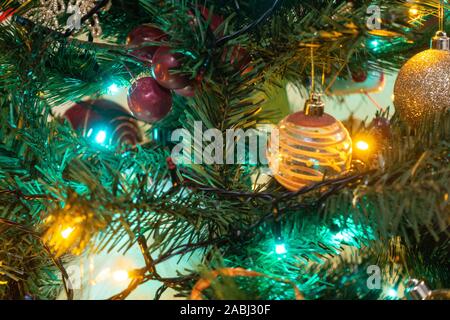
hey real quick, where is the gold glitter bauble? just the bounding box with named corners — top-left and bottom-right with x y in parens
top-left (394, 49), bottom-right (450, 124)
top-left (268, 111), bottom-right (352, 191)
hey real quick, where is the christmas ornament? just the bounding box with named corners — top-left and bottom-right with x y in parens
top-left (328, 70), bottom-right (384, 96)
top-left (21, 0), bottom-right (66, 30)
top-left (268, 94), bottom-right (352, 191)
top-left (190, 268), bottom-right (304, 300)
top-left (64, 99), bottom-right (141, 145)
top-left (88, 12), bottom-right (102, 37)
top-left (21, 0), bottom-right (110, 36)
top-left (405, 279), bottom-right (450, 300)
top-left (20, 0), bottom-right (66, 30)
top-left (394, 31), bottom-right (450, 125)
top-left (152, 46), bottom-right (191, 90)
top-left (127, 77), bottom-right (173, 123)
top-left (127, 24), bottom-right (167, 63)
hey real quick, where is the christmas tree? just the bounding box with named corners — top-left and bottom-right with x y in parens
top-left (0, 0), bottom-right (448, 300)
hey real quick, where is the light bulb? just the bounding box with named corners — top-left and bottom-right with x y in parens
top-left (61, 227), bottom-right (74, 239)
top-left (356, 140), bottom-right (369, 151)
top-left (95, 130), bottom-right (107, 144)
top-left (409, 8), bottom-right (419, 16)
top-left (112, 270), bottom-right (129, 282)
top-left (386, 288), bottom-right (398, 299)
top-left (275, 243), bottom-right (287, 255)
top-left (108, 83), bottom-right (119, 94)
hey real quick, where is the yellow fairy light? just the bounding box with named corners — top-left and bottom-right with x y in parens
top-left (42, 197), bottom-right (108, 257)
top-left (409, 7), bottom-right (419, 16)
top-left (356, 140), bottom-right (370, 151)
top-left (112, 270), bottom-right (130, 282)
top-left (61, 226), bottom-right (75, 239)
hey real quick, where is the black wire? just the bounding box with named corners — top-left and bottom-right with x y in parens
top-left (215, 0), bottom-right (281, 47)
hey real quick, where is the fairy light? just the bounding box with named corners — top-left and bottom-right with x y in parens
top-left (409, 7), bottom-right (419, 16)
top-left (275, 243), bottom-right (287, 255)
top-left (274, 234), bottom-right (287, 255)
top-left (95, 130), bottom-right (107, 144)
top-left (386, 288), bottom-right (398, 299)
top-left (352, 135), bottom-right (376, 163)
top-left (112, 270), bottom-right (130, 282)
top-left (61, 226), bottom-right (75, 239)
top-left (86, 128), bottom-right (108, 145)
top-left (107, 83), bottom-right (120, 94)
top-left (356, 140), bottom-right (370, 151)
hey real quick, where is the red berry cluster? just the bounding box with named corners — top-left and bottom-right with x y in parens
top-left (127, 23), bottom-right (195, 124)
top-left (127, 6), bottom-right (252, 124)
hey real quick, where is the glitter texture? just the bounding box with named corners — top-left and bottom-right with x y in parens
top-left (394, 49), bottom-right (450, 125)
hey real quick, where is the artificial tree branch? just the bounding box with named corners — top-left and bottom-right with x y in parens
top-left (182, 170), bottom-right (370, 204)
top-left (0, 217), bottom-right (74, 300)
top-left (0, 189), bottom-right (56, 201)
top-left (215, 0), bottom-right (281, 47)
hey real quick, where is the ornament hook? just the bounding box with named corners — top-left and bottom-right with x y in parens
top-left (431, 30), bottom-right (450, 50)
top-left (303, 93), bottom-right (325, 117)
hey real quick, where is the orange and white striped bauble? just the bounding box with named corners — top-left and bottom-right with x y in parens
top-left (268, 96), bottom-right (352, 191)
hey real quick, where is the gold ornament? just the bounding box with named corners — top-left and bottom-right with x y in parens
top-left (394, 31), bottom-right (450, 125)
top-left (268, 94), bottom-right (352, 191)
top-left (190, 267), bottom-right (304, 300)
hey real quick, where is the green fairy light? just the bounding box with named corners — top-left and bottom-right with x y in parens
top-left (87, 128), bottom-right (108, 145)
top-left (107, 83), bottom-right (120, 94)
top-left (275, 243), bottom-right (287, 255)
top-left (386, 288), bottom-right (398, 300)
top-left (368, 36), bottom-right (412, 53)
top-left (95, 130), bottom-right (107, 144)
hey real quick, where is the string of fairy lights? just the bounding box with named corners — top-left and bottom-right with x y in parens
top-left (0, 1), bottom-right (448, 300)
top-left (1, 0), bottom-right (392, 299)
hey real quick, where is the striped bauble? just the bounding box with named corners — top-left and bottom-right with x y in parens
top-left (268, 95), bottom-right (352, 191)
top-left (64, 99), bottom-right (142, 146)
